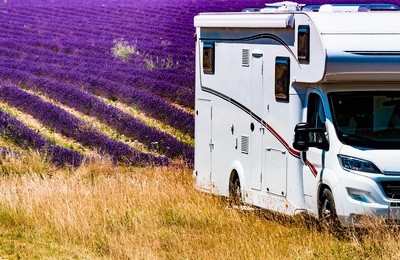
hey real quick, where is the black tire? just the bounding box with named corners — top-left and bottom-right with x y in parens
top-left (229, 177), bottom-right (243, 205)
top-left (319, 188), bottom-right (340, 230)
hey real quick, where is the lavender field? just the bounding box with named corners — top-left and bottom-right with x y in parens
top-left (1, 0), bottom-right (399, 168)
top-left (0, 0), bottom-right (267, 167)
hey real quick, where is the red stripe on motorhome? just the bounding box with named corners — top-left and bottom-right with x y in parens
top-left (266, 123), bottom-right (319, 177)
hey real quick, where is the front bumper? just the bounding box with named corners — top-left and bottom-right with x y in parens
top-left (340, 206), bottom-right (400, 226)
top-left (336, 171), bottom-right (400, 226)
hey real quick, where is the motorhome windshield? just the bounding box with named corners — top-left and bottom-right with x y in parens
top-left (329, 91), bottom-right (400, 149)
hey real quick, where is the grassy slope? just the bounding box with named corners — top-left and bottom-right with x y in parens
top-left (0, 152), bottom-right (398, 259)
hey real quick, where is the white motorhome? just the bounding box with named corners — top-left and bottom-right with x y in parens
top-left (193, 2), bottom-right (400, 226)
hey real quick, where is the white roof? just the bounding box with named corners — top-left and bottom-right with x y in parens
top-left (307, 12), bottom-right (400, 82)
top-left (195, 11), bottom-right (400, 33)
top-left (307, 12), bottom-right (400, 34)
top-left (194, 13), bottom-right (294, 28)
top-left (194, 10), bottom-right (400, 82)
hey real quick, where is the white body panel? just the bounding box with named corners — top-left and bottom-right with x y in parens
top-left (194, 7), bottom-right (400, 226)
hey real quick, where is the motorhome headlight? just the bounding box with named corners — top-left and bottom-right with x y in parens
top-left (337, 155), bottom-right (381, 174)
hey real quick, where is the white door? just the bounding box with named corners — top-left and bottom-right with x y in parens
top-left (250, 50), bottom-right (264, 191)
top-left (303, 93), bottom-right (326, 213)
top-left (195, 98), bottom-right (212, 190)
top-left (264, 57), bottom-right (289, 197)
top-left (265, 145), bottom-right (287, 196)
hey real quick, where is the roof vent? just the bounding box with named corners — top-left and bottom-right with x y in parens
top-left (260, 1), bottom-right (303, 12)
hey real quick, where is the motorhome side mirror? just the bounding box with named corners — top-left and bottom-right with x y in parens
top-left (293, 123), bottom-right (329, 151)
top-left (293, 122), bottom-right (309, 151)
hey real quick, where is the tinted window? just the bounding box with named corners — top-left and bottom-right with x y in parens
top-left (298, 25), bottom-right (310, 63)
top-left (203, 42), bottom-right (215, 74)
top-left (275, 57), bottom-right (290, 102)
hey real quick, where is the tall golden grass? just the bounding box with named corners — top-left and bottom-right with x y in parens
top-left (0, 151), bottom-right (399, 259)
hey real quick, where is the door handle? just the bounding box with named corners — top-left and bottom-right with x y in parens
top-left (209, 143), bottom-right (214, 152)
top-left (266, 147), bottom-right (286, 154)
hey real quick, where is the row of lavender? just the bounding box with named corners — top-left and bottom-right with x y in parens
top-left (0, 0), bottom-right (267, 166)
top-left (0, 82), bottom-right (169, 166)
top-left (0, 67), bottom-right (193, 161)
top-left (0, 52), bottom-right (194, 157)
top-left (0, 101), bottom-right (83, 167)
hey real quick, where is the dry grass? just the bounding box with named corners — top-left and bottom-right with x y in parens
top-left (0, 152), bottom-right (399, 259)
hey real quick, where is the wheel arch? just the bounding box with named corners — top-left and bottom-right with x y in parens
top-left (317, 183), bottom-right (331, 211)
top-left (317, 182), bottom-right (343, 220)
top-left (318, 169), bottom-right (344, 217)
top-left (229, 160), bottom-right (245, 196)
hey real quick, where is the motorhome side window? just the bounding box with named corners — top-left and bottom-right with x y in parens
top-left (307, 93), bottom-right (326, 129)
top-left (275, 57), bottom-right (290, 102)
top-left (203, 42), bottom-right (215, 74)
top-left (298, 25), bottom-right (310, 63)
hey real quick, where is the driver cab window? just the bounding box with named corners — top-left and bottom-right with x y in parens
top-left (307, 93), bottom-right (326, 129)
